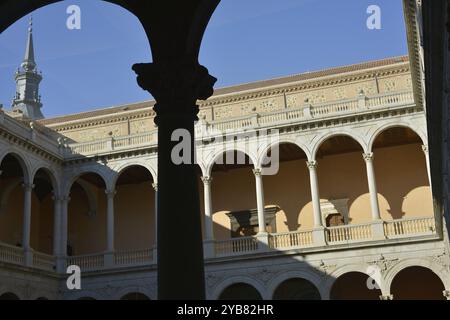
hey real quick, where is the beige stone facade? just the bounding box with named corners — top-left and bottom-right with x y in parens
top-left (0, 55), bottom-right (449, 300)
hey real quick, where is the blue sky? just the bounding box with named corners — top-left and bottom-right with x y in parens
top-left (0, 0), bottom-right (407, 118)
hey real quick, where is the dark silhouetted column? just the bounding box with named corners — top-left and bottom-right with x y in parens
top-left (133, 58), bottom-right (216, 299)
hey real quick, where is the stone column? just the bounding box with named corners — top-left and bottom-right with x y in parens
top-left (306, 161), bottom-right (326, 246)
top-left (307, 161), bottom-right (323, 228)
top-left (363, 153), bottom-right (381, 220)
top-left (105, 189), bottom-right (116, 267)
top-left (201, 176), bottom-right (214, 240)
top-left (201, 176), bottom-right (215, 259)
top-left (22, 182), bottom-right (34, 266)
top-left (363, 152), bottom-right (384, 239)
top-left (132, 60), bottom-right (216, 299)
top-left (422, 145), bottom-right (432, 186)
top-left (57, 196), bottom-right (70, 273)
top-left (253, 169), bottom-right (266, 234)
top-left (152, 182), bottom-right (158, 263)
top-left (52, 194), bottom-right (62, 257)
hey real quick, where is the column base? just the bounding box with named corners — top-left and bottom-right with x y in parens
top-left (152, 245), bottom-right (158, 264)
top-left (56, 256), bottom-right (66, 273)
top-left (312, 227), bottom-right (327, 246)
top-left (256, 232), bottom-right (270, 252)
top-left (104, 251), bottom-right (114, 268)
top-left (379, 294), bottom-right (393, 300)
top-left (23, 248), bottom-right (33, 267)
top-left (371, 220), bottom-right (386, 240)
top-left (203, 240), bottom-right (215, 259)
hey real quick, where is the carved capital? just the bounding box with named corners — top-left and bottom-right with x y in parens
top-left (443, 290), bottom-right (450, 299)
top-left (201, 176), bottom-right (212, 185)
top-left (22, 183), bottom-right (35, 192)
top-left (306, 160), bottom-right (317, 170)
top-left (252, 168), bottom-right (262, 177)
top-left (152, 183), bottom-right (158, 192)
top-left (105, 189), bottom-right (116, 198)
top-left (422, 144), bottom-right (429, 154)
top-left (363, 152), bottom-right (374, 162)
top-left (132, 59), bottom-right (216, 123)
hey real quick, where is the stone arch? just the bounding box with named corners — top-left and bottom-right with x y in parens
top-left (67, 290), bottom-right (105, 301)
top-left (115, 286), bottom-right (155, 300)
top-left (112, 161), bottom-right (157, 189)
top-left (64, 167), bottom-right (110, 196)
top-left (325, 263), bottom-right (387, 297)
top-left (0, 150), bottom-right (32, 183)
top-left (268, 270), bottom-right (323, 300)
top-left (329, 271), bottom-right (383, 300)
top-left (385, 258), bottom-right (450, 292)
top-left (389, 265), bottom-right (446, 300)
top-left (212, 276), bottom-right (267, 300)
top-left (257, 136), bottom-right (311, 168)
top-left (368, 122), bottom-right (426, 152)
top-left (30, 165), bottom-right (59, 196)
top-left (206, 147), bottom-right (257, 177)
top-left (311, 131), bottom-right (367, 160)
top-left (0, 292), bottom-right (20, 300)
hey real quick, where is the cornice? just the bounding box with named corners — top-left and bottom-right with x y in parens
top-left (0, 128), bottom-right (63, 164)
top-left (41, 61), bottom-right (411, 133)
top-left (199, 64), bottom-right (410, 107)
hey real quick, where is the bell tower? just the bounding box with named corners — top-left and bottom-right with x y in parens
top-left (11, 17), bottom-right (44, 120)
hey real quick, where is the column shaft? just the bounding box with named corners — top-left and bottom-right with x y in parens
top-left (253, 169), bottom-right (266, 233)
top-left (22, 183), bottom-right (33, 250)
top-left (201, 177), bottom-right (214, 240)
top-left (363, 153), bottom-right (381, 220)
top-left (307, 161), bottom-right (323, 227)
top-left (106, 190), bottom-right (115, 252)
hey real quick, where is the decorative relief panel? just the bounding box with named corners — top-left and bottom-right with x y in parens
top-left (62, 124), bottom-right (127, 142)
top-left (334, 87), bottom-right (347, 100)
top-left (130, 118), bottom-right (154, 134)
top-left (213, 105), bottom-right (234, 120)
top-left (260, 99), bottom-right (279, 112)
top-left (355, 82), bottom-right (377, 96)
top-left (286, 95), bottom-right (299, 108)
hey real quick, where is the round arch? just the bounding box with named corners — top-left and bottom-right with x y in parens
top-left (212, 276), bottom-right (267, 300)
top-left (218, 283), bottom-right (263, 300)
top-left (268, 270), bottom-right (324, 300)
top-left (385, 258), bottom-right (450, 291)
top-left (114, 286), bottom-right (155, 300)
top-left (390, 265), bottom-right (446, 300)
top-left (368, 122), bottom-right (426, 152)
top-left (257, 138), bottom-right (311, 168)
top-left (64, 168), bottom-right (110, 196)
top-left (325, 263), bottom-right (387, 296)
top-left (30, 165), bottom-right (59, 195)
top-left (330, 271), bottom-right (382, 300)
top-left (0, 292), bottom-right (20, 300)
top-left (312, 132), bottom-right (367, 160)
top-left (0, 150), bottom-right (32, 183)
top-left (206, 148), bottom-right (257, 177)
top-left (112, 162), bottom-right (157, 189)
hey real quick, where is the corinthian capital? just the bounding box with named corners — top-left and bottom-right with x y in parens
top-left (363, 152), bottom-right (374, 162)
top-left (132, 59), bottom-right (216, 122)
top-left (201, 176), bottom-right (212, 184)
top-left (306, 160), bottom-right (317, 170)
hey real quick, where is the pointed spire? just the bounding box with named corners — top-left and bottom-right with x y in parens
top-left (21, 16), bottom-right (36, 71)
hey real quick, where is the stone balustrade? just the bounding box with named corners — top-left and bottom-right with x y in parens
top-left (62, 90), bottom-right (415, 158)
top-left (0, 215), bottom-right (437, 273)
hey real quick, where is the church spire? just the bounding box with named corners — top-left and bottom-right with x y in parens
top-left (11, 16), bottom-right (44, 120)
top-left (22, 17), bottom-right (36, 71)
